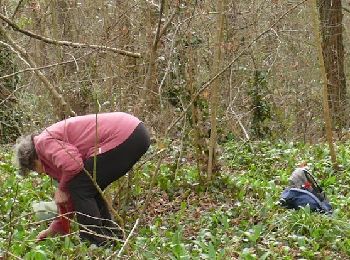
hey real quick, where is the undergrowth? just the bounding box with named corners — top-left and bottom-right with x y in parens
top-left (1, 140), bottom-right (350, 259)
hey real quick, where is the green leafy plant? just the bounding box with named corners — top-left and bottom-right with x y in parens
top-left (2, 141), bottom-right (350, 258)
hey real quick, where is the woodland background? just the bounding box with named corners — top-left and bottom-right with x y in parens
top-left (1, 0), bottom-right (349, 145)
top-left (1, 0), bottom-right (350, 259)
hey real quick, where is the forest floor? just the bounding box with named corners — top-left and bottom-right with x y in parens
top-left (1, 140), bottom-right (350, 259)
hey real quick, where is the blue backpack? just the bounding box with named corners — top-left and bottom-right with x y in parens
top-left (279, 167), bottom-right (332, 214)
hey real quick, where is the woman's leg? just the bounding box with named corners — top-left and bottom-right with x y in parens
top-left (95, 194), bottom-right (121, 237)
top-left (67, 173), bottom-right (108, 245)
top-left (68, 178), bottom-right (121, 244)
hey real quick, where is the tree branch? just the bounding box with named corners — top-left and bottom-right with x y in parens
top-left (115, 219), bottom-right (139, 259)
top-left (0, 12), bottom-right (142, 58)
top-left (0, 57), bottom-right (78, 80)
top-left (343, 7), bottom-right (350, 14)
top-left (159, 7), bottom-right (178, 42)
top-left (0, 24), bottom-right (76, 117)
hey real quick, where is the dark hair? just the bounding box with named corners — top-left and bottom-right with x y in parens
top-left (14, 134), bottom-right (38, 176)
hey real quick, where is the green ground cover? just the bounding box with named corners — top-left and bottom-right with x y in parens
top-left (1, 141), bottom-right (350, 259)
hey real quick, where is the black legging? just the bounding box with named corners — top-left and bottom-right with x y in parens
top-left (67, 123), bottom-right (150, 245)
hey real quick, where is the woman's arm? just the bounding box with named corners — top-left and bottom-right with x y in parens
top-left (36, 136), bottom-right (84, 191)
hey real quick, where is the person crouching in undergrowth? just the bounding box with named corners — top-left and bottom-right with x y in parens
top-left (14, 112), bottom-right (150, 246)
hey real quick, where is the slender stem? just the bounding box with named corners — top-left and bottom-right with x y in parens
top-left (5, 183), bottom-right (19, 259)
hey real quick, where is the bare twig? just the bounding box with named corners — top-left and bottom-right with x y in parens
top-left (0, 83), bottom-right (29, 107)
top-left (0, 40), bottom-right (30, 66)
top-left (158, 7), bottom-right (178, 43)
top-left (0, 57), bottom-right (80, 80)
top-left (28, 210), bottom-right (123, 243)
top-left (229, 106), bottom-right (250, 141)
top-left (0, 212), bottom-right (35, 231)
top-left (107, 218), bottom-right (140, 259)
top-left (0, 12), bottom-right (141, 58)
top-left (8, 231), bottom-right (79, 244)
top-left (144, 0), bottom-right (159, 9)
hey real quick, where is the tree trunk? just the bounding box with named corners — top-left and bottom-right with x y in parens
top-left (207, 0), bottom-right (225, 179)
top-left (318, 0), bottom-right (347, 135)
top-left (311, 0), bottom-right (338, 169)
top-left (185, 41), bottom-right (206, 184)
top-left (142, 0), bottom-right (165, 108)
